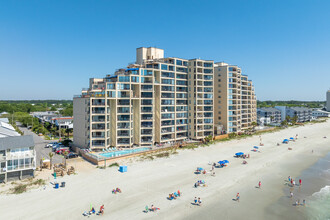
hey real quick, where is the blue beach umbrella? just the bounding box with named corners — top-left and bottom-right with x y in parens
top-left (218, 161), bottom-right (224, 164)
top-left (235, 152), bottom-right (244, 156)
top-left (254, 146), bottom-right (259, 149)
top-left (197, 167), bottom-right (203, 171)
top-left (283, 139), bottom-right (289, 143)
top-left (290, 137), bottom-right (294, 140)
top-left (223, 160), bottom-right (229, 163)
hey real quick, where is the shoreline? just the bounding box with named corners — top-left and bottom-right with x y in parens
top-left (0, 121), bottom-right (330, 220)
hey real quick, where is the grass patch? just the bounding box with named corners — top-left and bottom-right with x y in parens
top-left (154, 152), bottom-right (170, 158)
top-left (108, 162), bottom-right (119, 168)
top-left (12, 184), bottom-right (28, 194)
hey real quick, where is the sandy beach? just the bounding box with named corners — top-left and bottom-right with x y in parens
top-left (1, 120), bottom-right (330, 220)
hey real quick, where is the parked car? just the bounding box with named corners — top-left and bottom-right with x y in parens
top-left (66, 153), bottom-right (78, 159)
top-left (52, 143), bottom-right (64, 152)
top-left (46, 142), bottom-right (58, 148)
top-left (56, 148), bottom-right (70, 155)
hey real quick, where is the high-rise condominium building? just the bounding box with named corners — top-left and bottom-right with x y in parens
top-left (214, 62), bottom-right (257, 134)
top-left (73, 47), bottom-right (256, 149)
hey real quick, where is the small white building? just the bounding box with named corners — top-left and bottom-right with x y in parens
top-left (312, 109), bottom-right (330, 118)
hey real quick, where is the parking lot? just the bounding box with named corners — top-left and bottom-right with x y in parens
top-left (17, 123), bottom-right (64, 164)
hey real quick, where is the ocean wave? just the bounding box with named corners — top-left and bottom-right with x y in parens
top-left (312, 185), bottom-right (330, 199)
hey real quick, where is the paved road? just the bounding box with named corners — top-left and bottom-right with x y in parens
top-left (17, 123), bottom-right (63, 164)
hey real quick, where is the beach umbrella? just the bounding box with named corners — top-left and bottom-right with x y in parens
top-left (254, 146), bottom-right (259, 149)
top-left (283, 139), bottom-right (289, 142)
top-left (223, 160), bottom-right (229, 163)
top-left (290, 137), bottom-right (294, 140)
top-left (235, 152), bottom-right (244, 156)
top-left (218, 161), bottom-right (224, 164)
top-left (197, 167), bottom-right (203, 171)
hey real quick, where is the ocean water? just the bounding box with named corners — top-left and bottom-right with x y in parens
top-left (266, 152), bottom-right (330, 220)
top-left (307, 185), bottom-right (330, 220)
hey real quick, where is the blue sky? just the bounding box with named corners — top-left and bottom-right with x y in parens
top-left (0, 0), bottom-right (329, 101)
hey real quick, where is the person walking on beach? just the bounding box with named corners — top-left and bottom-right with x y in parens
top-left (293, 180), bottom-right (296, 186)
top-left (303, 199), bottom-right (306, 206)
top-left (288, 176), bottom-right (291, 182)
top-left (194, 197), bottom-right (197, 205)
top-left (290, 192), bottom-right (293, 198)
top-left (299, 179), bottom-right (302, 186)
top-left (258, 181), bottom-right (261, 189)
top-left (236, 193), bottom-right (240, 202)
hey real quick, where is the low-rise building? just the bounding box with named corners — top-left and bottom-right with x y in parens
top-left (52, 117), bottom-right (73, 129)
top-left (31, 111), bottom-right (58, 123)
top-left (0, 135), bottom-right (36, 183)
top-left (312, 109), bottom-right (330, 118)
top-left (257, 107), bottom-right (282, 125)
top-left (0, 119), bottom-right (20, 138)
top-left (286, 107), bottom-right (312, 122)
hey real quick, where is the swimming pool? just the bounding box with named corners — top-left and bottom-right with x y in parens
top-left (99, 147), bottom-right (151, 158)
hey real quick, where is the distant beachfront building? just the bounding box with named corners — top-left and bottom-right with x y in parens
top-left (73, 47), bottom-right (257, 150)
top-left (257, 107), bottom-right (281, 125)
top-left (0, 135), bottom-right (36, 183)
top-left (275, 106), bottom-right (312, 122)
top-left (327, 90), bottom-right (330, 111)
top-left (312, 109), bottom-right (330, 118)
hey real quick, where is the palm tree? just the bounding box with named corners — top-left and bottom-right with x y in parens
top-left (63, 151), bottom-right (69, 168)
top-left (251, 121), bottom-right (257, 131)
top-left (49, 152), bottom-right (54, 170)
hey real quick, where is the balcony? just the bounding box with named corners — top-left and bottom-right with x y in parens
top-left (161, 93), bottom-right (175, 99)
top-left (141, 137), bottom-right (152, 143)
top-left (117, 115), bottom-right (130, 121)
top-left (92, 116), bottom-right (105, 122)
top-left (117, 139), bottom-right (130, 144)
top-left (92, 100), bottom-right (105, 106)
top-left (141, 129), bottom-right (152, 135)
top-left (141, 107), bottom-right (152, 113)
top-left (118, 100), bottom-right (130, 105)
top-left (161, 113), bottom-right (175, 119)
top-left (92, 124), bottom-right (105, 130)
top-left (162, 127), bottom-right (174, 133)
top-left (161, 120), bottom-right (174, 126)
top-left (117, 123), bottom-right (130, 129)
top-left (141, 122), bottom-right (153, 128)
top-left (92, 107), bottom-right (105, 114)
top-left (117, 131), bottom-right (130, 137)
top-left (142, 114), bottom-right (153, 120)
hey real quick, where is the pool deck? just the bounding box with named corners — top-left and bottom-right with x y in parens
top-left (80, 146), bottom-right (175, 165)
